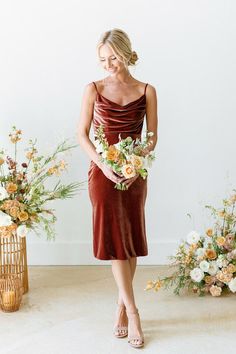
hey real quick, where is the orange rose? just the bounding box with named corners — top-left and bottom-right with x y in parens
top-left (17, 211), bottom-right (29, 221)
top-left (206, 228), bottom-right (213, 237)
top-left (205, 249), bottom-right (217, 260)
top-left (204, 275), bottom-right (215, 284)
top-left (6, 183), bottom-right (18, 194)
top-left (106, 145), bottom-right (120, 162)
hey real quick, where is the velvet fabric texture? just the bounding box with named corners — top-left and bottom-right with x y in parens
top-left (88, 82), bottom-right (149, 260)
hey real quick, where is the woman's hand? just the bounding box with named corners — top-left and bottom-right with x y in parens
top-left (100, 163), bottom-right (126, 184)
top-left (122, 174), bottom-right (139, 189)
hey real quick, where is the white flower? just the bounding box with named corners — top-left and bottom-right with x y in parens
top-left (102, 151), bottom-right (107, 159)
top-left (203, 236), bottom-right (213, 248)
top-left (147, 131), bottom-right (154, 137)
top-left (142, 154), bottom-right (154, 169)
top-left (222, 259), bottom-right (229, 267)
top-left (186, 231), bottom-right (200, 245)
top-left (208, 261), bottom-right (219, 276)
top-left (199, 260), bottom-right (209, 272)
top-left (0, 210), bottom-right (12, 227)
top-left (94, 139), bottom-right (104, 154)
top-left (114, 142), bottom-right (121, 150)
top-left (195, 247), bottom-right (205, 257)
top-left (216, 255), bottom-right (225, 268)
top-left (228, 277), bottom-right (236, 293)
top-left (190, 267), bottom-right (204, 282)
top-left (17, 225), bottom-right (28, 238)
top-left (0, 187), bottom-right (9, 201)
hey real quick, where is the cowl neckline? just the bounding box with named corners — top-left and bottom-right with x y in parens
top-left (96, 92), bottom-right (146, 108)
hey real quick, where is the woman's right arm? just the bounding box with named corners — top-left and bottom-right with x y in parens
top-left (77, 83), bottom-right (126, 184)
top-left (77, 83), bottom-right (102, 168)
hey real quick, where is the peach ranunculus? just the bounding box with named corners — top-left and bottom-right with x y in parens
top-left (130, 155), bottom-right (143, 169)
top-left (121, 164), bottom-right (136, 179)
top-left (9, 207), bottom-right (20, 218)
top-left (216, 270), bottom-right (233, 283)
top-left (206, 228), bottom-right (213, 237)
top-left (205, 248), bottom-right (217, 260)
top-left (106, 145), bottom-right (120, 162)
top-left (226, 264), bottom-right (236, 274)
top-left (17, 211), bottom-right (29, 222)
top-left (216, 236), bottom-right (226, 247)
top-left (209, 285), bottom-right (222, 297)
top-left (6, 183), bottom-right (18, 194)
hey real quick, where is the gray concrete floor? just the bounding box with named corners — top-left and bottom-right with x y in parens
top-left (0, 265), bottom-right (235, 354)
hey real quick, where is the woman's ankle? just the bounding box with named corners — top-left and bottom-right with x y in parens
top-left (126, 305), bottom-right (138, 314)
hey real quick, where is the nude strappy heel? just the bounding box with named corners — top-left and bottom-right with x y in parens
top-left (127, 308), bottom-right (144, 348)
top-left (113, 303), bottom-right (128, 338)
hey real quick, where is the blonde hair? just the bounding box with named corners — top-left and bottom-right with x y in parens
top-left (97, 28), bottom-right (139, 70)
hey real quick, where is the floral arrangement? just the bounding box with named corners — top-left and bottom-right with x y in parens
top-left (145, 191), bottom-right (236, 296)
top-left (0, 126), bottom-right (82, 240)
top-left (94, 125), bottom-right (155, 190)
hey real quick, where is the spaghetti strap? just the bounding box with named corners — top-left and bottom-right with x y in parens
top-left (144, 83), bottom-right (148, 94)
top-left (92, 81), bottom-right (98, 93)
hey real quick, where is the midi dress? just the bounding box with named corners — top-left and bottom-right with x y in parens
top-left (88, 81), bottom-right (149, 260)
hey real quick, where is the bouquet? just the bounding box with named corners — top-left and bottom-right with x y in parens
top-left (0, 126), bottom-right (83, 240)
top-left (145, 191), bottom-right (236, 296)
top-left (94, 125), bottom-right (155, 190)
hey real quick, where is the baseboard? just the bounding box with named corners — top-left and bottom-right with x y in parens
top-left (26, 240), bottom-right (178, 265)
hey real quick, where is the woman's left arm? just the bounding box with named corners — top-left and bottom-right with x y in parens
top-left (143, 84), bottom-right (158, 154)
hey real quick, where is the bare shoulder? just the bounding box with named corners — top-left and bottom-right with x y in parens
top-left (82, 81), bottom-right (97, 103)
top-left (145, 83), bottom-right (158, 103)
top-left (146, 83), bottom-right (157, 96)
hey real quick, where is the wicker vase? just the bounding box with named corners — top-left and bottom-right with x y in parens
top-left (0, 274), bottom-right (23, 312)
top-left (0, 232), bottom-right (29, 294)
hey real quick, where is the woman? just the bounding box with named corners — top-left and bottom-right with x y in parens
top-left (77, 28), bottom-right (158, 348)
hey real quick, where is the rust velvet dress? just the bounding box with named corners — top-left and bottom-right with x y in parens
top-left (88, 81), bottom-right (149, 260)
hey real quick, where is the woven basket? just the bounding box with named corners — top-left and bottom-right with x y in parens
top-left (0, 232), bottom-right (29, 294)
top-left (0, 274), bottom-right (23, 312)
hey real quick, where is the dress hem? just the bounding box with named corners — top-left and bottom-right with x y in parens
top-left (94, 253), bottom-right (148, 261)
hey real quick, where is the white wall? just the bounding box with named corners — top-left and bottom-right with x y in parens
top-left (0, 0), bottom-right (235, 265)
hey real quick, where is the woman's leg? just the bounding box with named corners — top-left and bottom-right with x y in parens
top-left (111, 258), bottom-right (143, 344)
top-left (117, 257), bottom-right (137, 305)
top-left (114, 257), bottom-right (137, 336)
